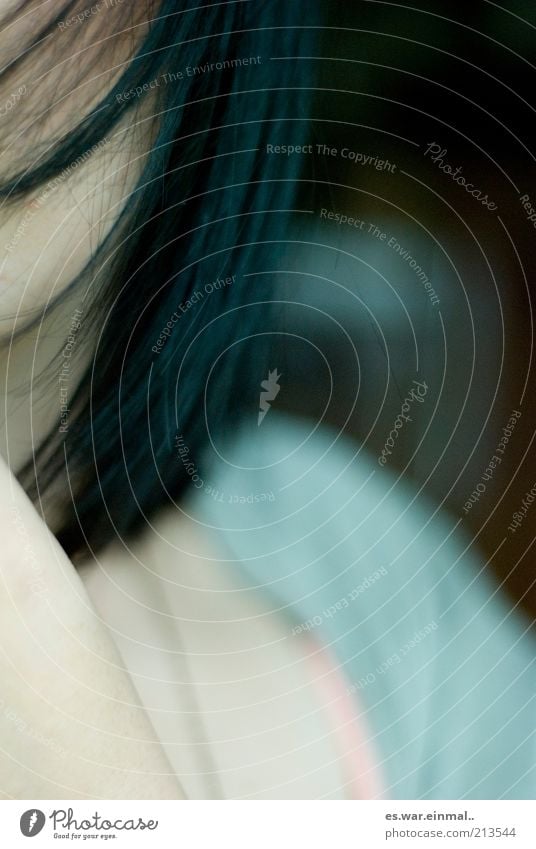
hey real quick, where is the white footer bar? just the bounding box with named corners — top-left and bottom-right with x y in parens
top-left (1, 800), bottom-right (534, 848)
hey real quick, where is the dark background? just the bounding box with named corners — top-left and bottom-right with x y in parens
top-left (261, 0), bottom-right (536, 619)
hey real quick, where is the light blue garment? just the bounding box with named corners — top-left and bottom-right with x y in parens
top-left (195, 414), bottom-right (535, 799)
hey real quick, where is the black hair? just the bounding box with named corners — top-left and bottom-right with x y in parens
top-left (0, 0), bottom-right (317, 562)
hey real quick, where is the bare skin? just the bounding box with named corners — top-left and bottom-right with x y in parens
top-left (0, 3), bottom-right (186, 799)
top-left (0, 452), bottom-right (185, 799)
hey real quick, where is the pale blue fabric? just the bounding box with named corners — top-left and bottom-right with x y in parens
top-left (195, 414), bottom-right (535, 799)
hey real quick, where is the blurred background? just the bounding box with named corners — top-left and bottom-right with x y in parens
top-left (254, 0), bottom-right (536, 619)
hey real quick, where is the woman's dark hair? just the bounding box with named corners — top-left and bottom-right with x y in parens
top-left (0, 0), bottom-right (316, 561)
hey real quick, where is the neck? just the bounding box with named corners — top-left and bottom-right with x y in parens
top-left (0, 293), bottom-right (88, 475)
